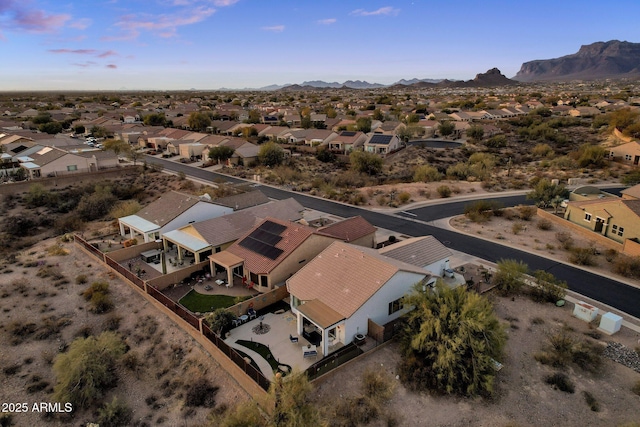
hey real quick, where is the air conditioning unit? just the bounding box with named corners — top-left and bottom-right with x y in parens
top-left (444, 268), bottom-right (455, 278)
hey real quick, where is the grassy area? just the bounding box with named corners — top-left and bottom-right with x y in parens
top-left (236, 339), bottom-right (292, 376)
top-left (178, 290), bottom-right (244, 313)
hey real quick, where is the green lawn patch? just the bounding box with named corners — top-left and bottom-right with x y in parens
top-left (236, 339), bottom-right (291, 376)
top-left (178, 290), bottom-right (245, 313)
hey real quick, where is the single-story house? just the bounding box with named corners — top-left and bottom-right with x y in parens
top-left (162, 198), bottom-right (304, 264)
top-left (209, 217), bottom-right (339, 293)
top-left (118, 191), bottom-right (233, 243)
top-left (315, 216), bottom-right (377, 248)
top-left (287, 241), bottom-right (432, 356)
top-left (564, 198), bottom-right (640, 244)
top-left (363, 134), bottom-right (401, 155)
top-left (326, 131), bottom-right (367, 154)
top-left (607, 141), bottom-right (640, 166)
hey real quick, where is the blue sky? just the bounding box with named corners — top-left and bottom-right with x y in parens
top-left (1, 0), bottom-right (639, 91)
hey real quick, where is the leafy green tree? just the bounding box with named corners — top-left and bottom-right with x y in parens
top-left (527, 178), bottom-right (569, 208)
top-left (32, 112), bottom-right (52, 125)
top-left (493, 259), bottom-right (529, 295)
top-left (209, 146), bottom-right (235, 164)
top-left (621, 169), bottom-right (640, 186)
top-left (143, 113), bottom-right (166, 126)
top-left (205, 308), bottom-right (236, 336)
top-left (405, 113), bottom-right (420, 124)
top-left (372, 108), bottom-right (384, 121)
top-left (24, 183), bottom-right (58, 208)
top-left (188, 112), bottom-right (212, 132)
top-left (350, 150), bottom-right (383, 175)
top-left (399, 281), bottom-right (507, 396)
top-left (74, 124), bottom-right (86, 134)
top-left (466, 125), bottom-right (484, 141)
top-left (103, 139), bottom-right (129, 156)
top-left (315, 148), bottom-right (336, 163)
top-left (438, 121), bottom-right (455, 138)
top-left (90, 125), bottom-right (111, 138)
top-left (324, 106), bottom-right (337, 119)
top-left (356, 117), bottom-right (372, 133)
top-left (258, 141), bottom-right (285, 167)
top-left (38, 121), bottom-right (62, 134)
top-left (576, 144), bottom-right (607, 168)
top-left (53, 332), bottom-right (126, 408)
top-left (246, 109), bottom-right (262, 124)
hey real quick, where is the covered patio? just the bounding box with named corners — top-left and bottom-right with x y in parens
top-left (162, 229), bottom-right (212, 264)
top-left (295, 299), bottom-right (346, 357)
top-left (209, 251), bottom-right (248, 290)
top-left (118, 215), bottom-right (160, 243)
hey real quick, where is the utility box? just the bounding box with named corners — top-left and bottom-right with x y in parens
top-left (573, 301), bottom-right (598, 322)
top-left (599, 312), bottom-right (622, 335)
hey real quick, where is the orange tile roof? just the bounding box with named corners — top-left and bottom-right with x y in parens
top-left (287, 241), bottom-right (428, 319)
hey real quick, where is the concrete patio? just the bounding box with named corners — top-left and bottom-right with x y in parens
top-left (224, 310), bottom-right (333, 380)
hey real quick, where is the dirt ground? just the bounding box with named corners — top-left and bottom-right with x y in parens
top-left (359, 181), bottom-right (488, 208)
top-left (0, 236), bottom-right (249, 427)
top-left (313, 294), bottom-right (640, 427)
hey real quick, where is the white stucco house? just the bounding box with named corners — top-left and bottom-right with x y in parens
top-left (286, 241), bottom-right (432, 357)
top-left (118, 191), bottom-right (233, 243)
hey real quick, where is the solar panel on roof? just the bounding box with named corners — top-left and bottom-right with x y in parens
top-left (370, 134), bottom-right (392, 144)
top-left (340, 131), bottom-right (356, 136)
top-left (249, 228), bottom-right (282, 246)
top-left (238, 236), bottom-right (283, 260)
top-left (260, 220), bottom-right (286, 234)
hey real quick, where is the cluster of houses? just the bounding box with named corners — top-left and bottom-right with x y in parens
top-left (117, 189), bottom-right (463, 356)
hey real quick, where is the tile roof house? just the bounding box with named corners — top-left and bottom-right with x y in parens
top-left (287, 241), bottom-right (432, 356)
top-left (363, 134), bottom-right (401, 155)
top-left (17, 146), bottom-right (108, 179)
top-left (118, 191), bottom-right (234, 243)
top-left (162, 198), bottom-right (304, 264)
top-left (607, 141), bottom-right (640, 167)
top-left (315, 216), bottom-right (377, 248)
top-left (326, 131), bottom-right (366, 154)
top-left (621, 184), bottom-right (640, 200)
top-left (564, 197), bottom-right (640, 246)
top-left (378, 236), bottom-right (452, 276)
top-left (209, 217), bottom-right (339, 293)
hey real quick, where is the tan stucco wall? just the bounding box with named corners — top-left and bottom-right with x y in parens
top-left (565, 201), bottom-right (640, 244)
top-left (539, 209), bottom-right (622, 251)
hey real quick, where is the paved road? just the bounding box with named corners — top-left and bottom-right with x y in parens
top-left (145, 156), bottom-right (640, 318)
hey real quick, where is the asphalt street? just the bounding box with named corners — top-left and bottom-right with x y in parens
top-left (145, 156), bottom-right (640, 318)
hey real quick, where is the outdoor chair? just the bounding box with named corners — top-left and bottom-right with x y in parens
top-left (247, 308), bottom-right (257, 320)
top-left (232, 318), bottom-right (241, 328)
top-left (289, 334), bottom-right (298, 343)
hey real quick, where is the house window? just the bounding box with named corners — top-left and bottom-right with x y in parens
top-left (625, 154), bottom-right (632, 161)
top-left (584, 213), bottom-right (592, 222)
top-left (388, 298), bottom-right (403, 316)
top-left (612, 225), bottom-right (624, 237)
top-left (67, 165), bottom-right (77, 171)
top-left (260, 275), bottom-right (268, 288)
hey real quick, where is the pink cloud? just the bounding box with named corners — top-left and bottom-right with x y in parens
top-left (72, 61), bottom-right (97, 68)
top-left (261, 25), bottom-right (284, 33)
top-left (97, 50), bottom-right (118, 58)
top-left (49, 48), bottom-right (97, 55)
top-left (106, 64), bottom-right (117, 69)
top-left (213, 0), bottom-right (239, 6)
top-left (0, 0), bottom-right (70, 33)
top-left (104, 6), bottom-right (215, 41)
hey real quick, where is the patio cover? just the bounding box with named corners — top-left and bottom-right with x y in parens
top-left (297, 299), bottom-right (345, 329)
top-left (209, 250), bottom-right (244, 268)
top-left (163, 229), bottom-right (211, 252)
top-left (20, 162), bottom-right (40, 170)
top-left (119, 214), bottom-right (159, 234)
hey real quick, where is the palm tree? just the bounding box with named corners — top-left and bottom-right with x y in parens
top-left (399, 281), bottom-right (507, 396)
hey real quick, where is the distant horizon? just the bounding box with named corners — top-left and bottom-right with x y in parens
top-left (2, 0), bottom-right (639, 91)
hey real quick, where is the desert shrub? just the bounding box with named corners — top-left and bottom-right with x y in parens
top-left (512, 222), bottom-right (524, 235)
top-left (532, 143), bottom-right (554, 158)
top-left (569, 247), bottom-right (596, 266)
top-left (517, 205), bottom-right (537, 221)
top-left (537, 219), bottom-right (553, 230)
top-left (8, 320), bottom-right (38, 345)
top-left (332, 396), bottom-right (380, 426)
top-left (103, 314), bottom-right (122, 331)
top-left (83, 281), bottom-right (113, 314)
top-left (205, 308), bottom-right (236, 336)
top-left (76, 189), bottom-right (118, 221)
top-left (350, 150), bottom-right (383, 175)
top-left (603, 248), bottom-right (618, 263)
top-left (530, 270), bottom-right (567, 303)
top-left (437, 185), bottom-right (452, 198)
top-left (36, 265), bottom-right (65, 280)
top-left (535, 330), bottom-right (602, 373)
top-left (0, 414), bottom-right (13, 427)
top-left (109, 200), bottom-right (142, 219)
top-left (53, 331), bottom-right (126, 408)
top-left (632, 380), bottom-right (640, 396)
top-left (612, 255), bottom-right (640, 278)
top-left (397, 191), bottom-right (411, 204)
top-left (47, 244), bottom-right (68, 256)
top-left (464, 200), bottom-right (503, 222)
top-left (75, 274), bottom-right (88, 284)
top-left (571, 341), bottom-right (603, 373)
top-left (413, 165), bottom-right (442, 182)
top-left (582, 391), bottom-right (600, 412)
top-left (361, 369), bottom-right (395, 402)
top-left (184, 377), bottom-right (218, 407)
top-left (556, 231), bottom-right (574, 250)
top-left (493, 259), bottom-right (528, 295)
top-left (545, 373), bottom-right (574, 393)
top-left (97, 397), bottom-right (132, 427)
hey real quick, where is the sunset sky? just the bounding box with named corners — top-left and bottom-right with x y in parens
top-left (1, 0), bottom-right (639, 90)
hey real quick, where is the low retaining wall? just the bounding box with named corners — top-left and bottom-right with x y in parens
top-left (107, 241), bottom-right (162, 262)
top-left (147, 261), bottom-right (209, 290)
top-left (623, 239), bottom-right (640, 257)
top-left (537, 209), bottom-right (623, 252)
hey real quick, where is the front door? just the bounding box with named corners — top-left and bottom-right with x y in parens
top-left (634, 155), bottom-right (639, 166)
top-left (595, 218), bottom-right (604, 233)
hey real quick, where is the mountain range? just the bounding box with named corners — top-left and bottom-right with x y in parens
top-left (250, 40), bottom-right (640, 90)
top-left (514, 40), bottom-right (640, 82)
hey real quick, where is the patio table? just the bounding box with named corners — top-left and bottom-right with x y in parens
top-left (240, 315), bottom-right (248, 323)
top-left (215, 279), bottom-right (225, 286)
